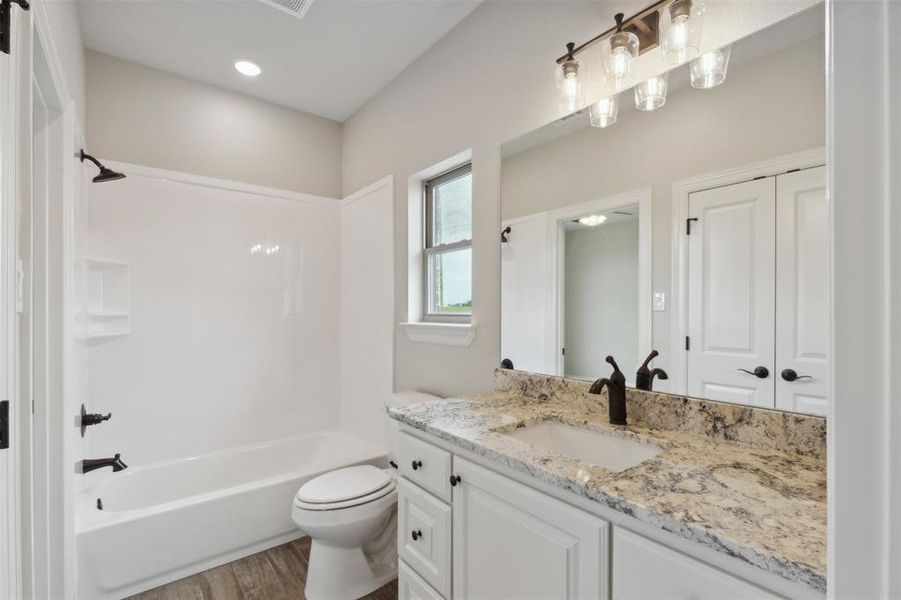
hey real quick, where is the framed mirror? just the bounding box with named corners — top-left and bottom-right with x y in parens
top-left (500, 4), bottom-right (826, 415)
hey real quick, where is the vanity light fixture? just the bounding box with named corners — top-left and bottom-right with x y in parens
top-left (605, 13), bottom-right (640, 88)
top-left (578, 214), bottom-right (608, 227)
top-left (589, 95), bottom-right (619, 128)
top-left (555, 42), bottom-right (583, 112)
top-left (660, 0), bottom-right (705, 65)
top-left (690, 46), bottom-right (731, 89)
top-left (634, 73), bottom-right (669, 111)
top-left (234, 60), bottom-right (262, 77)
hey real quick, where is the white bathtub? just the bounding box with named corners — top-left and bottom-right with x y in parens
top-left (76, 431), bottom-right (388, 599)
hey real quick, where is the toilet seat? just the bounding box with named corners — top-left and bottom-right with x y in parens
top-left (295, 465), bottom-right (396, 511)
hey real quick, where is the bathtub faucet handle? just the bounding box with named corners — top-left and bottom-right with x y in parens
top-left (80, 403), bottom-right (112, 437)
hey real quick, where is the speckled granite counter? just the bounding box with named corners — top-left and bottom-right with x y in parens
top-left (388, 370), bottom-right (827, 593)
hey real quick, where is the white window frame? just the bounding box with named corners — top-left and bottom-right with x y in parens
top-left (422, 163), bottom-right (472, 323)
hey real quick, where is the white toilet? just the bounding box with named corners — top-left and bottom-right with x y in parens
top-left (291, 464), bottom-right (399, 599)
top-left (291, 392), bottom-right (442, 599)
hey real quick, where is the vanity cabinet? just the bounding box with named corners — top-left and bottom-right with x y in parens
top-left (612, 528), bottom-right (778, 600)
top-left (396, 429), bottom-right (800, 600)
top-left (451, 457), bottom-right (609, 599)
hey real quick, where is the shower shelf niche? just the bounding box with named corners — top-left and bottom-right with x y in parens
top-left (81, 257), bottom-right (131, 343)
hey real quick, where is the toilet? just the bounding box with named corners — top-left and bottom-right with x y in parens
top-left (292, 465), bottom-right (398, 599)
top-left (291, 392), bottom-right (442, 599)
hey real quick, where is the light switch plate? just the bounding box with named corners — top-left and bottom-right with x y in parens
top-left (653, 292), bottom-right (666, 312)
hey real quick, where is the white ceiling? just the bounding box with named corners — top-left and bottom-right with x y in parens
top-left (76, 0), bottom-right (482, 122)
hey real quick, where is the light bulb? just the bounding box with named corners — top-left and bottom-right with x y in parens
top-left (605, 14), bottom-right (639, 88)
top-left (609, 46), bottom-right (632, 80)
top-left (556, 49), bottom-right (583, 113)
top-left (662, 0), bottom-right (705, 65)
top-left (578, 214), bottom-right (608, 227)
top-left (634, 74), bottom-right (669, 111)
top-left (690, 46), bottom-right (731, 89)
top-left (589, 95), bottom-right (619, 128)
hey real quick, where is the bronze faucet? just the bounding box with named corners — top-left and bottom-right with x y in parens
top-left (635, 350), bottom-right (669, 391)
top-left (589, 355), bottom-right (627, 425)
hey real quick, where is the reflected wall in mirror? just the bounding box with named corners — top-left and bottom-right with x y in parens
top-left (500, 4), bottom-right (826, 415)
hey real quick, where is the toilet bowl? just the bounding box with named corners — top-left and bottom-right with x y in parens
top-left (291, 465), bottom-right (398, 600)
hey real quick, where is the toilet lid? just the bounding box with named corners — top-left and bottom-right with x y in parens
top-left (297, 465), bottom-right (392, 504)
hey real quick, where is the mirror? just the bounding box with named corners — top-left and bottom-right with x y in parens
top-left (500, 5), bottom-right (826, 416)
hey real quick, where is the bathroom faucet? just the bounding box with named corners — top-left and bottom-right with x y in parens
top-left (589, 356), bottom-right (628, 425)
top-left (80, 453), bottom-right (128, 474)
top-left (635, 350), bottom-right (669, 392)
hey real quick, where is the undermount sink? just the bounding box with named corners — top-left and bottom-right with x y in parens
top-left (502, 421), bottom-right (663, 472)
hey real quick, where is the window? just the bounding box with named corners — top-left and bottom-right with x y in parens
top-left (423, 164), bottom-right (472, 321)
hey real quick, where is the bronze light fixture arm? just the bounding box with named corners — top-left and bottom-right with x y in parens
top-left (555, 0), bottom-right (671, 64)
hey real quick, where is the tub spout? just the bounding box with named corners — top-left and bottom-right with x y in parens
top-left (80, 453), bottom-right (127, 474)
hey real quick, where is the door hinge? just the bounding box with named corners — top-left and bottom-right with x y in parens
top-left (0, 400), bottom-right (9, 450)
top-left (561, 347), bottom-right (565, 356)
top-left (684, 336), bottom-right (691, 351)
top-left (686, 218), bottom-right (698, 235)
top-left (1, 0), bottom-right (31, 56)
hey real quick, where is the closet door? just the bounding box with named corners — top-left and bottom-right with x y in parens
top-left (686, 178), bottom-right (777, 407)
top-left (775, 166), bottom-right (829, 415)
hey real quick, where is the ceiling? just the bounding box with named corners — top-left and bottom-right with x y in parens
top-left (76, 0), bottom-right (482, 122)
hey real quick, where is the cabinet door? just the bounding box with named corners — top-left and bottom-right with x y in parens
top-left (452, 458), bottom-right (609, 599)
top-left (399, 560), bottom-right (445, 600)
top-left (612, 528), bottom-right (778, 599)
top-left (687, 177), bottom-right (777, 407)
top-left (775, 166), bottom-right (828, 415)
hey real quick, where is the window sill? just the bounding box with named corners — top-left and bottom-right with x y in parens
top-left (400, 321), bottom-right (477, 347)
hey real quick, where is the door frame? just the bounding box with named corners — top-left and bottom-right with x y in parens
top-left (668, 147), bottom-right (826, 395)
top-left (547, 187), bottom-right (652, 379)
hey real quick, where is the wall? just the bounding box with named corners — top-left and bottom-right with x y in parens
top-left (82, 170), bottom-right (342, 468)
top-left (85, 50), bottom-right (343, 198)
top-left (341, 0), bottom-right (819, 398)
top-left (564, 220), bottom-right (639, 380)
top-left (37, 0), bottom-right (86, 127)
top-left (502, 34), bottom-right (825, 372)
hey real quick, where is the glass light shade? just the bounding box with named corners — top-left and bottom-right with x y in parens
top-left (690, 46), bottom-right (731, 89)
top-left (661, 0), bottom-right (706, 65)
top-left (634, 74), bottom-right (669, 111)
top-left (605, 30), bottom-right (639, 88)
top-left (555, 58), bottom-right (583, 113)
top-left (589, 95), bottom-right (619, 128)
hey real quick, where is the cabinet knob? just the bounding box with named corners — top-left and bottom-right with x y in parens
top-left (411, 530), bottom-right (422, 541)
top-left (449, 475), bottom-right (461, 486)
top-left (411, 460), bottom-right (422, 471)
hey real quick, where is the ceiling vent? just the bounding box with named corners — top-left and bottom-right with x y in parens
top-left (256, 0), bottom-right (314, 20)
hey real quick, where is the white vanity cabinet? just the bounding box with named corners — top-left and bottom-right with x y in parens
top-left (396, 429), bottom-right (804, 600)
top-left (451, 457), bottom-right (609, 599)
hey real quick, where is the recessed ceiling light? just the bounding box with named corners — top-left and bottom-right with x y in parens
top-left (234, 60), bottom-right (262, 77)
top-left (578, 214), bottom-right (608, 227)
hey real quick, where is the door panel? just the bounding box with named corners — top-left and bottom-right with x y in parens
top-left (687, 178), bottom-right (777, 407)
top-left (775, 167), bottom-right (828, 415)
top-left (452, 457), bottom-right (609, 599)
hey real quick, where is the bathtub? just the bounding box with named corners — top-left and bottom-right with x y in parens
top-left (76, 431), bottom-right (388, 599)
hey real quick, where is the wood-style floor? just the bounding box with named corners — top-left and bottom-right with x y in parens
top-left (127, 537), bottom-right (398, 600)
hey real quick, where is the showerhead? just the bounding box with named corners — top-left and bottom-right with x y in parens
top-left (80, 150), bottom-right (126, 183)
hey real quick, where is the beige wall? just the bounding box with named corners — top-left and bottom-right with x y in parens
top-left (502, 34), bottom-right (825, 366)
top-left (341, 0), bottom-right (819, 397)
top-left (85, 50), bottom-right (343, 197)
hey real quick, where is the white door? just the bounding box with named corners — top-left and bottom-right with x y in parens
top-left (0, 6), bottom-right (23, 599)
top-left (500, 215), bottom-right (555, 374)
top-left (775, 167), bottom-right (829, 414)
top-left (686, 178), bottom-right (777, 407)
top-left (452, 457), bottom-right (609, 599)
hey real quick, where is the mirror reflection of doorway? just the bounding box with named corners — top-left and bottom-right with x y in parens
top-left (562, 207), bottom-right (639, 382)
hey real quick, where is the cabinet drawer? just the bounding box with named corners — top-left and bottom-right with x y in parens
top-left (398, 478), bottom-right (452, 598)
top-left (612, 528), bottom-right (779, 599)
top-left (399, 560), bottom-right (445, 600)
top-left (398, 431), bottom-right (452, 501)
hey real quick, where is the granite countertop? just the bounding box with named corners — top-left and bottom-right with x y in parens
top-left (388, 373), bottom-right (827, 593)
